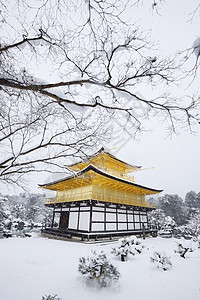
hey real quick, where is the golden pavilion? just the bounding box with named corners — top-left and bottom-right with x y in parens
top-left (40, 148), bottom-right (162, 240)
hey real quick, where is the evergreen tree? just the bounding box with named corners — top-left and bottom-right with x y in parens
top-left (186, 210), bottom-right (200, 239)
top-left (185, 191), bottom-right (198, 209)
top-left (0, 196), bottom-right (5, 231)
top-left (158, 194), bottom-right (185, 225)
top-left (0, 195), bottom-right (12, 231)
top-left (150, 251), bottom-right (172, 271)
top-left (185, 191), bottom-right (200, 219)
top-left (11, 203), bottom-right (26, 220)
top-left (111, 236), bottom-right (144, 261)
top-left (79, 251), bottom-right (120, 287)
top-left (148, 209), bottom-right (176, 230)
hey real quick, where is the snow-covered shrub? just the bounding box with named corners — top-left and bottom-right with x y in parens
top-left (187, 211), bottom-right (200, 240)
top-left (78, 251), bottom-right (120, 287)
top-left (3, 230), bottom-right (12, 238)
top-left (174, 242), bottom-right (194, 259)
top-left (150, 251), bottom-right (172, 271)
top-left (158, 229), bottom-right (172, 238)
top-left (42, 295), bottom-right (61, 300)
top-left (148, 209), bottom-right (176, 233)
top-left (173, 225), bottom-right (193, 240)
top-left (111, 236), bottom-right (144, 261)
top-left (0, 197), bottom-right (12, 232)
top-left (198, 235), bottom-right (200, 248)
top-left (173, 211), bottom-right (200, 241)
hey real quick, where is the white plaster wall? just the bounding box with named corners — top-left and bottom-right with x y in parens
top-left (79, 206), bottom-right (90, 211)
top-left (106, 223), bottom-right (116, 231)
top-left (92, 223), bottom-right (104, 231)
top-left (106, 208), bottom-right (115, 212)
top-left (68, 212), bottom-right (78, 229)
top-left (134, 215), bottom-right (140, 222)
top-left (128, 223), bottom-right (134, 230)
top-left (92, 212), bottom-right (104, 221)
top-left (94, 207), bottom-right (104, 211)
top-left (79, 212), bottom-right (90, 231)
top-left (70, 207), bottom-right (78, 211)
top-left (118, 213), bottom-right (126, 222)
top-left (141, 215), bottom-right (147, 222)
top-left (118, 223), bottom-right (127, 230)
top-left (128, 214), bottom-right (133, 222)
top-left (106, 213), bottom-right (116, 222)
top-left (118, 209), bottom-right (126, 213)
top-left (135, 223), bottom-right (141, 229)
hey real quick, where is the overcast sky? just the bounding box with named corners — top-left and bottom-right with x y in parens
top-left (2, 0), bottom-right (200, 199)
top-left (115, 0), bottom-right (200, 198)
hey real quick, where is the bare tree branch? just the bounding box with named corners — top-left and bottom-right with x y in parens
top-left (0, 0), bottom-right (199, 186)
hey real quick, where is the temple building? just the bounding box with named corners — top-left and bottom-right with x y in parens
top-left (40, 148), bottom-right (162, 240)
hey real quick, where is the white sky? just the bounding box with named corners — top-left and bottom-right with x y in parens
top-left (1, 0), bottom-right (200, 199)
top-left (115, 0), bottom-right (200, 198)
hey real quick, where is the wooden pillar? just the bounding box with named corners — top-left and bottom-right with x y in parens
top-left (68, 203), bottom-right (71, 227)
top-left (77, 202), bottom-right (80, 231)
top-left (142, 222), bottom-right (146, 239)
top-left (89, 203), bottom-right (93, 232)
top-left (146, 209), bottom-right (149, 228)
top-left (59, 204), bottom-right (63, 228)
top-left (133, 207), bottom-right (135, 230)
top-left (116, 205), bottom-right (118, 231)
top-left (104, 204), bottom-right (106, 232)
top-left (51, 206), bottom-right (55, 228)
top-left (139, 210), bottom-right (141, 229)
top-left (126, 206), bottom-right (128, 230)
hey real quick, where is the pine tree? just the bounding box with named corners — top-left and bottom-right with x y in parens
top-left (78, 251), bottom-right (120, 287)
top-left (111, 236), bottom-right (144, 261)
top-left (150, 251), bottom-right (172, 271)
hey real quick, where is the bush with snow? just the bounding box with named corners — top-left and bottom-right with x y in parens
top-left (0, 193), bottom-right (53, 237)
top-left (158, 229), bottom-right (172, 238)
top-left (174, 242), bottom-right (194, 259)
top-left (111, 236), bottom-right (144, 261)
top-left (78, 250), bottom-right (120, 287)
top-left (173, 212), bottom-right (200, 241)
top-left (197, 235), bottom-right (200, 248)
top-left (148, 209), bottom-right (176, 231)
top-left (186, 211), bottom-right (200, 240)
top-left (173, 225), bottom-right (192, 239)
top-left (150, 251), bottom-right (172, 271)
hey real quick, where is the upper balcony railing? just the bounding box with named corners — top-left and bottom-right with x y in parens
top-left (45, 191), bottom-right (156, 209)
top-left (98, 166), bottom-right (135, 182)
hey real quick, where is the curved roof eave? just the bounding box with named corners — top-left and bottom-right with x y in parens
top-left (68, 147), bottom-right (142, 170)
top-left (39, 164), bottom-right (163, 194)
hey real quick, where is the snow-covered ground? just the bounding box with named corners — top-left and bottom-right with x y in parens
top-left (0, 235), bottom-right (200, 300)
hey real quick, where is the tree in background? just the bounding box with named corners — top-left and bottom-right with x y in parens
top-left (148, 208), bottom-right (176, 230)
top-left (186, 211), bottom-right (200, 239)
top-left (158, 194), bottom-right (185, 225)
top-left (0, 192), bottom-right (52, 233)
top-left (185, 191), bottom-right (200, 218)
top-left (0, 196), bottom-right (7, 231)
top-left (0, 0), bottom-right (199, 187)
top-left (11, 203), bottom-right (26, 220)
top-left (149, 191), bottom-right (200, 239)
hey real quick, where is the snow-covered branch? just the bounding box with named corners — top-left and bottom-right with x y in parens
top-left (0, 0), bottom-right (199, 185)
